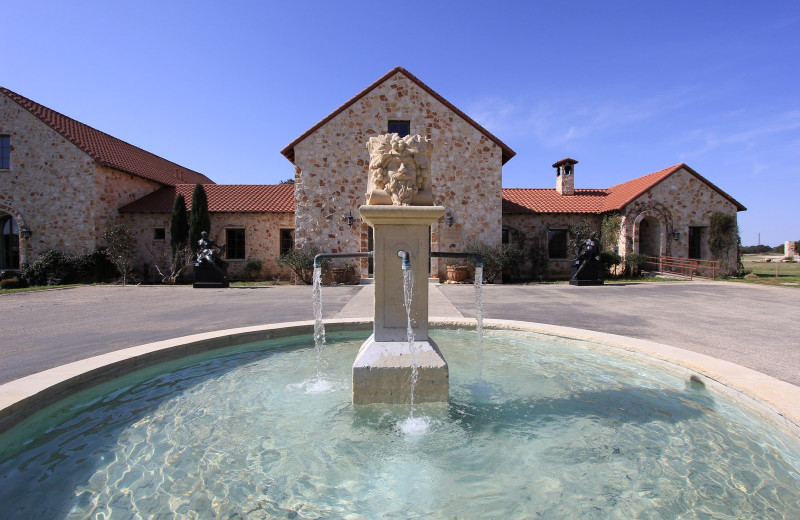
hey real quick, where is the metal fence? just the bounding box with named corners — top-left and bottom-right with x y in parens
top-left (643, 255), bottom-right (720, 280)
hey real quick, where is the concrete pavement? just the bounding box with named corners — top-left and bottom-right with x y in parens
top-left (1, 281), bottom-right (798, 387)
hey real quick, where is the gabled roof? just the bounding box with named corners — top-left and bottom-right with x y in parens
top-left (120, 184), bottom-right (295, 213)
top-left (503, 163), bottom-right (746, 214)
top-left (280, 66), bottom-right (516, 165)
top-left (0, 87), bottom-right (214, 186)
top-left (601, 163), bottom-right (746, 212)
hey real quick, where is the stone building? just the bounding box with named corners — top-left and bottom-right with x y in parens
top-left (119, 184), bottom-right (295, 279)
top-left (0, 67), bottom-right (746, 282)
top-left (281, 67), bottom-right (515, 278)
top-left (503, 160), bottom-right (747, 277)
top-left (0, 87), bottom-right (212, 270)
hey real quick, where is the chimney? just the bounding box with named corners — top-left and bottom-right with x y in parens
top-left (553, 158), bottom-right (577, 196)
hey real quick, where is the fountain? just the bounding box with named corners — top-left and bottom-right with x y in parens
top-left (354, 132), bottom-right (447, 404)
top-left (1, 134), bottom-right (800, 518)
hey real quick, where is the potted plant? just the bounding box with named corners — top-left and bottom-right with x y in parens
top-left (445, 261), bottom-right (469, 282)
top-left (331, 263), bottom-right (355, 284)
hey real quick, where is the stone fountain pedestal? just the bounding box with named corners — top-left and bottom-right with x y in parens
top-left (353, 205), bottom-right (447, 405)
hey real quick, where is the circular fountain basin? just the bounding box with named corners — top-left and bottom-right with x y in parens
top-left (1, 321), bottom-right (799, 518)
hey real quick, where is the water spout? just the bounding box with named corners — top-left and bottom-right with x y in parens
top-left (397, 250), bottom-right (411, 270)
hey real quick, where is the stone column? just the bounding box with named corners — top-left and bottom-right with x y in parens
top-left (353, 204), bottom-right (447, 404)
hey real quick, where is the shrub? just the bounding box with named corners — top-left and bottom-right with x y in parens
top-left (21, 250), bottom-right (72, 286)
top-left (463, 242), bottom-right (524, 283)
top-left (0, 277), bottom-right (23, 289)
top-left (278, 246), bottom-right (323, 284)
top-left (20, 249), bottom-right (120, 286)
top-left (75, 249), bottom-right (118, 283)
top-left (244, 257), bottom-right (263, 281)
top-left (600, 250), bottom-right (622, 276)
top-left (624, 253), bottom-right (649, 276)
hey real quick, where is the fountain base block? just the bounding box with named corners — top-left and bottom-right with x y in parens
top-left (352, 334), bottom-right (449, 405)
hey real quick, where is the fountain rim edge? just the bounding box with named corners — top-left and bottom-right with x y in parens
top-left (0, 317), bottom-right (798, 438)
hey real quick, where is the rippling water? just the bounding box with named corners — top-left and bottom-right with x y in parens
top-left (1, 329), bottom-right (799, 519)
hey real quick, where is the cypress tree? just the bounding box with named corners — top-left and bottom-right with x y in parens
top-left (170, 193), bottom-right (189, 254)
top-left (189, 184), bottom-right (211, 253)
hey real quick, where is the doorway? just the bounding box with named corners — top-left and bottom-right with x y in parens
top-left (638, 216), bottom-right (661, 257)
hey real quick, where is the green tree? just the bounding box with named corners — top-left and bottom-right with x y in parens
top-left (170, 193), bottom-right (189, 254)
top-left (279, 178), bottom-right (295, 185)
top-left (189, 184), bottom-right (211, 253)
top-left (600, 213), bottom-right (622, 251)
top-left (709, 212), bottom-right (738, 263)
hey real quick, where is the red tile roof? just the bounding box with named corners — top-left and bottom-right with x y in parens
top-left (281, 66), bottom-right (516, 165)
top-left (503, 163), bottom-right (746, 214)
top-left (0, 87), bottom-right (214, 186)
top-left (502, 188), bottom-right (610, 214)
top-left (120, 184), bottom-right (295, 213)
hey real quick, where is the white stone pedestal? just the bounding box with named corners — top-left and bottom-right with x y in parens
top-left (354, 205), bottom-right (447, 404)
top-left (352, 335), bottom-right (448, 405)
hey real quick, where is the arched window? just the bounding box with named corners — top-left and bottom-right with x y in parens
top-left (1, 215), bottom-right (20, 269)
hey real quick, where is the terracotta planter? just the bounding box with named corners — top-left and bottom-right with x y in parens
top-left (331, 266), bottom-right (353, 284)
top-left (446, 265), bottom-right (469, 282)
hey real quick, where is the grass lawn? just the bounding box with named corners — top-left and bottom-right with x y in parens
top-left (731, 254), bottom-right (800, 287)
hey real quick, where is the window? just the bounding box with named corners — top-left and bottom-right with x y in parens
top-left (0, 136), bottom-right (10, 169)
top-left (1, 215), bottom-right (20, 269)
top-left (387, 120), bottom-right (410, 137)
top-left (279, 228), bottom-right (294, 256)
top-left (548, 229), bottom-right (568, 259)
top-left (153, 227), bottom-right (166, 240)
top-left (226, 228), bottom-right (246, 259)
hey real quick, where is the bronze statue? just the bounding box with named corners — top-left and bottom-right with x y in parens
top-left (193, 231), bottom-right (229, 288)
top-left (197, 231), bottom-right (226, 267)
top-left (571, 232), bottom-right (603, 285)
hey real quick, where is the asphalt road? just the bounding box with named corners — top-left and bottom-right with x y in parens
top-left (439, 280), bottom-right (800, 387)
top-left (1, 281), bottom-right (798, 387)
top-left (0, 285), bottom-right (360, 385)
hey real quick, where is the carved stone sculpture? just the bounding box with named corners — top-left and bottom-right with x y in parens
top-left (365, 133), bottom-right (434, 206)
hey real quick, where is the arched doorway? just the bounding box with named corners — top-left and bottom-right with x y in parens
top-left (638, 215), bottom-right (662, 257)
top-left (1, 214), bottom-right (20, 269)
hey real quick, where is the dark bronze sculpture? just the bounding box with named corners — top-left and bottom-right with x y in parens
top-left (193, 231), bottom-right (229, 288)
top-left (570, 232), bottom-right (604, 286)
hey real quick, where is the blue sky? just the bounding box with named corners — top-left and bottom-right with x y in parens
top-left (5, 1), bottom-right (799, 246)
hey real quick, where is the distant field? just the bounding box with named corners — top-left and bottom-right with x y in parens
top-left (735, 254), bottom-right (800, 287)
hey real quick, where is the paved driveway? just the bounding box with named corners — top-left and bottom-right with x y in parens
top-left (0, 285), bottom-right (359, 385)
top-left (439, 280), bottom-right (800, 386)
top-left (1, 281), bottom-right (798, 387)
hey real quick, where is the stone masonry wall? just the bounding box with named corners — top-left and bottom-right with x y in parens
top-left (503, 213), bottom-right (601, 279)
top-left (94, 165), bottom-right (162, 247)
top-left (293, 72), bottom-right (504, 278)
top-left (0, 93), bottom-right (161, 265)
top-left (619, 166), bottom-right (740, 274)
top-left (120, 211), bottom-right (295, 281)
top-left (1, 93), bottom-right (96, 261)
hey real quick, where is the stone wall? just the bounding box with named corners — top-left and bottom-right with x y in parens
top-left (292, 71), bottom-right (504, 278)
top-left (619, 166), bottom-right (740, 274)
top-left (503, 213), bottom-right (601, 279)
top-left (1, 94), bottom-right (96, 260)
top-left (0, 93), bottom-right (160, 265)
top-left (94, 165), bottom-right (162, 247)
top-left (120, 211), bottom-right (295, 281)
